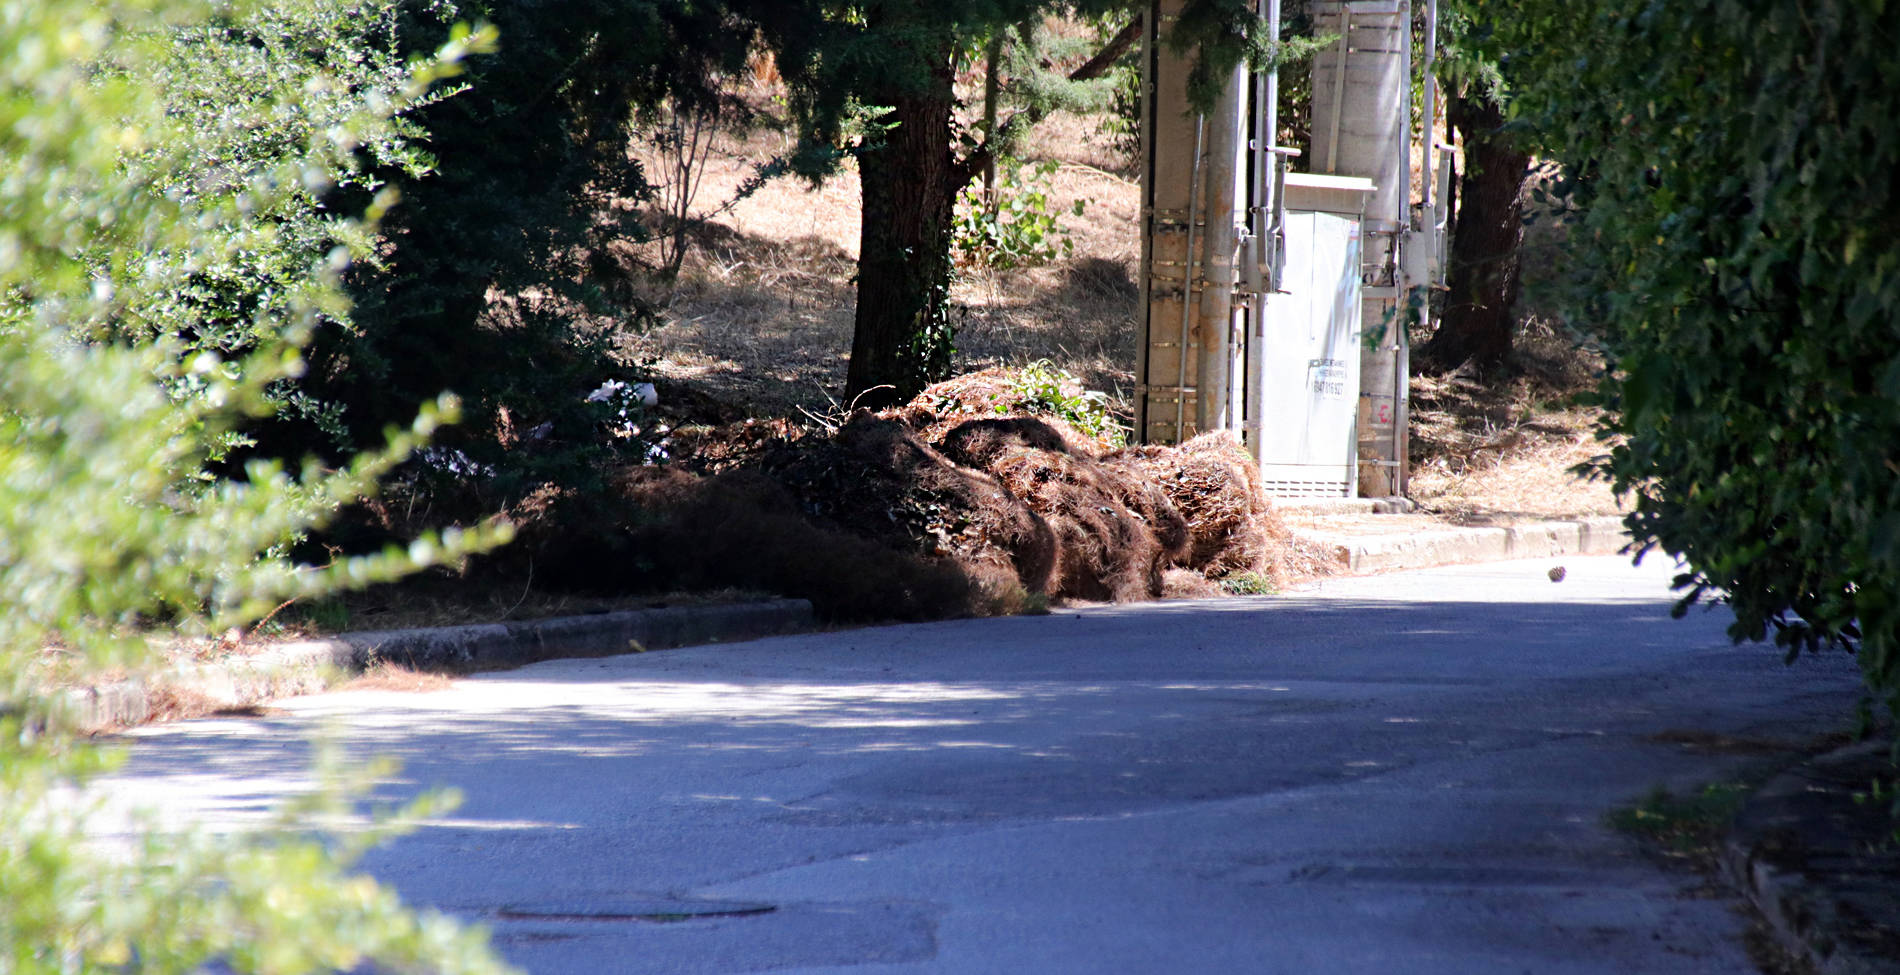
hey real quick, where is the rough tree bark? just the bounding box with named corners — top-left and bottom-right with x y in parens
top-left (1420, 90), bottom-right (1532, 375)
top-left (847, 56), bottom-right (963, 408)
top-left (842, 14), bottom-right (1140, 407)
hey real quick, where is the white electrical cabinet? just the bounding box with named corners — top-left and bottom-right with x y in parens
top-left (1257, 173), bottom-right (1375, 497)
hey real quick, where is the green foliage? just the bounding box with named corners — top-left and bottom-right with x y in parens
top-left (1852, 774), bottom-right (1900, 848)
top-left (1, 2), bottom-right (515, 970)
top-left (1492, 0), bottom-right (1900, 728)
top-left (88, 0), bottom-right (468, 457)
top-left (1608, 782), bottom-right (1750, 861)
top-left (295, 0), bottom-right (756, 514)
top-left (1219, 571), bottom-right (1278, 596)
top-left (1006, 359), bottom-right (1125, 446)
top-left (953, 159), bottom-right (1084, 270)
top-left (1167, 0), bottom-right (1321, 112)
top-left (1431, 0), bottom-right (1504, 101)
top-left (1097, 52), bottom-right (1144, 163)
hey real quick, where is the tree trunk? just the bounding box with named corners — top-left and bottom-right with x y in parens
top-left (1420, 91), bottom-right (1531, 376)
top-left (846, 45), bottom-right (963, 409)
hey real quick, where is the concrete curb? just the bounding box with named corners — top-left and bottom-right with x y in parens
top-left (1297, 515), bottom-right (1630, 573)
top-left (1275, 497), bottom-right (1419, 515)
top-left (72, 599), bottom-right (815, 732)
top-left (1722, 740), bottom-right (1900, 975)
top-left (69, 514), bottom-right (1629, 730)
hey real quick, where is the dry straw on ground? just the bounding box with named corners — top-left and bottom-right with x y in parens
top-left (594, 367), bottom-right (1302, 621)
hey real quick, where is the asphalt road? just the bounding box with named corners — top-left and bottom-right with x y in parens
top-left (111, 556), bottom-right (1868, 973)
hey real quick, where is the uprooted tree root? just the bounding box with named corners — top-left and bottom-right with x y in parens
top-left (508, 374), bottom-right (1307, 621)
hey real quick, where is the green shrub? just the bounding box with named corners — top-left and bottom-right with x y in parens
top-left (83, 0), bottom-right (467, 459)
top-left (1219, 571), bottom-right (1278, 596)
top-left (0, 3), bottom-right (514, 971)
top-left (953, 158), bottom-right (1083, 270)
top-left (1007, 359), bottom-right (1126, 446)
top-left (316, 0), bottom-right (756, 513)
top-left (1494, 0), bottom-right (1900, 732)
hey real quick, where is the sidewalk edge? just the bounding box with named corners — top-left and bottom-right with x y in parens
top-left (71, 598), bottom-right (815, 732)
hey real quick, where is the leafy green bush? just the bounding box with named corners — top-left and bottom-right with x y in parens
top-left (83, 0), bottom-right (467, 459)
top-left (312, 0), bottom-right (757, 513)
top-left (1, 3), bottom-right (514, 971)
top-left (1493, 0), bottom-right (1900, 727)
top-left (953, 159), bottom-right (1084, 270)
top-left (1006, 359), bottom-right (1125, 446)
top-left (1219, 571), bottom-right (1279, 596)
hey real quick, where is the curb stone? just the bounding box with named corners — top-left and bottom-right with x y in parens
top-left (68, 515), bottom-right (1627, 730)
top-left (1723, 740), bottom-right (1900, 975)
top-left (72, 599), bottom-right (815, 732)
top-left (1275, 497), bottom-right (1419, 515)
top-left (1295, 514), bottom-right (1630, 573)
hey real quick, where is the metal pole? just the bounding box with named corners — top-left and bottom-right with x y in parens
top-left (1421, 0), bottom-right (1438, 216)
top-left (1134, 4), bottom-right (1157, 442)
top-left (1324, 8), bottom-right (1350, 172)
top-left (1175, 116), bottom-right (1204, 441)
top-left (1246, 0), bottom-right (1282, 465)
top-left (1196, 66), bottom-right (1244, 434)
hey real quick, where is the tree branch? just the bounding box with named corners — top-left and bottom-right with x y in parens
top-left (954, 16), bottom-right (1142, 187)
top-left (1069, 16), bottom-right (1142, 83)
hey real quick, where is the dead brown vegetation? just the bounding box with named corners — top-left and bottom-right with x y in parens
top-left (1114, 433), bottom-right (1292, 583)
top-left (1405, 323), bottom-right (1624, 525)
top-left (504, 368), bottom-right (1299, 622)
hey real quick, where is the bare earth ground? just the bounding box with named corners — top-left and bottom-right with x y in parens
top-left (628, 107), bottom-right (1620, 530)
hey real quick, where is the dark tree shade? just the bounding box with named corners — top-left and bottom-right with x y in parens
top-left (1419, 89), bottom-right (1530, 375)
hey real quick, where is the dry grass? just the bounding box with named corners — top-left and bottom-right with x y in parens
top-left (619, 99), bottom-right (1142, 420)
top-left (1406, 324), bottom-right (1625, 525)
top-left (343, 662), bottom-right (457, 693)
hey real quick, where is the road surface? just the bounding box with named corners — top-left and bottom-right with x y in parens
top-left (110, 556), bottom-right (1866, 973)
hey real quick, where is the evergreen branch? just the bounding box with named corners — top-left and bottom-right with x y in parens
top-left (1069, 15), bottom-right (1141, 84)
top-left (955, 14), bottom-right (1140, 186)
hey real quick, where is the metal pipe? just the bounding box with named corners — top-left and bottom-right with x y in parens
top-left (1196, 64), bottom-right (1244, 434)
top-left (1421, 0), bottom-right (1439, 215)
top-left (1392, 0), bottom-right (1415, 498)
top-left (1134, 3), bottom-right (1158, 442)
top-left (1325, 7), bottom-right (1350, 172)
top-left (1246, 0), bottom-right (1282, 465)
top-left (1175, 115), bottom-right (1204, 442)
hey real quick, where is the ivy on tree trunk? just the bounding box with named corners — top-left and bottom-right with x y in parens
top-left (848, 53), bottom-right (963, 408)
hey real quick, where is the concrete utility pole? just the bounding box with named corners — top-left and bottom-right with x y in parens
top-left (1137, 0), bottom-right (1437, 498)
top-left (1307, 0), bottom-right (1417, 497)
top-left (1134, 0), bottom-right (1247, 443)
top-left (1193, 63), bottom-right (1245, 434)
top-left (1134, 0), bottom-right (1205, 444)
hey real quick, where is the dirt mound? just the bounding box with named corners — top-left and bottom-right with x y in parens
top-left (586, 370), bottom-right (1298, 619)
top-left (1110, 432), bottom-right (1291, 583)
top-left (663, 415), bottom-right (808, 475)
top-left (611, 466), bottom-right (1015, 621)
top-left (759, 413), bottom-right (1057, 593)
top-left (929, 415), bottom-right (1189, 602)
top-left (934, 416), bottom-right (1072, 468)
top-left (899, 368), bottom-right (1120, 455)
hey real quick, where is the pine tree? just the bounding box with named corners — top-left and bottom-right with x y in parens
top-left (742, 0), bottom-right (1268, 406)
